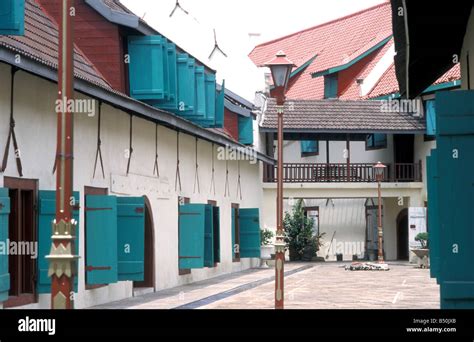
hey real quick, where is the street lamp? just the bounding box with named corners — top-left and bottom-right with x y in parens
top-left (374, 161), bottom-right (387, 264)
top-left (264, 51), bottom-right (295, 309)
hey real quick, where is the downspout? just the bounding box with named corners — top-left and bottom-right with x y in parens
top-left (402, 0), bottom-right (410, 98)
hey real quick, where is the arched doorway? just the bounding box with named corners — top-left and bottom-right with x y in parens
top-left (396, 209), bottom-right (409, 260)
top-left (134, 197), bottom-right (155, 290)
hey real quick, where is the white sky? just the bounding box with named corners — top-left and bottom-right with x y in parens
top-left (121, 0), bottom-right (386, 101)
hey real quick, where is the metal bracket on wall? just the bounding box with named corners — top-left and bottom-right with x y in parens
top-left (193, 137), bottom-right (200, 194)
top-left (209, 143), bottom-right (216, 195)
top-left (93, 101), bottom-right (105, 178)
top-left (175, 132), bottom-right (182, 192)
top-left (153, 124), bottom-right (160, 177)
top-left (126, 115), bottom-right (134, 175)
top-left (1, 67), bottom-right (23, 176)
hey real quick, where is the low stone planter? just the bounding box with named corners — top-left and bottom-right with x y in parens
top-left (411, 248), bottom-right (430, 268)
top-left (260, 245), bottom-right (275, 268)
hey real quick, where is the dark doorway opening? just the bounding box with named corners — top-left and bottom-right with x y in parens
top-left (134, 197), bottom-right (155, 289)
top-left (4, 177), bottom-right (38, 308)
top-left (393, 134), bottom-right (415, 181)
top-left (397, 209), bottom-right (409, 261)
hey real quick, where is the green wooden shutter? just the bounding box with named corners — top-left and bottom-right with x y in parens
top-left (86, 195), bottom-right (118, 285)
top-left (324, 73), bottom-right (338, 99)
top-left (179, 204), bottom-right (205, 269)
top-left (176, 54), bottom-right (195, 114)
top-left (128, 36), bottom-right (166, 101)
top-left (239, 208), bottom-right (261, 258)
top-left (203, 205), bottom-right (214, 267)
top-left (0, 188), bottom-right (10, 302)
top-left (117, 197), bottom-right (145, 281)
top-left (427, 151), bottom-right (440, 281)
top-left (426, 100), bottom-right (437, 136)
top-left (238, 116), bottom-right (254, 145)
top-left (195, 66), bottom-right (206, 117)
top-left (300, 140), bottom-right (319, 155)
top-left (213, 207), bottom-right (221, 263)
top-left (205, 74), bottom-right (216, 124)
top-left (0, 0), bottom-right (25, 36)
top-left (37, 190), bottom-right (80, 293)
top-left (215, 81), bottom-right (225, 128)
top-left (231, 208), bottom-right (236, 260)
top-left (157, 42), bottom-right (178, 111)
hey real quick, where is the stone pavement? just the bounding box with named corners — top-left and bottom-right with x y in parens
top-left (93, 262), bottom-right (439, 309)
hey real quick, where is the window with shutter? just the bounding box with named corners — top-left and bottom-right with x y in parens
top-left (425, 100), bottom-right (437, 136)
top-left (366, 134), bottom-right (387, 150)
top-left (176, 54), bottom-right (196, 115)
top-left (324, 73), bottom-right (338, 99)
top-left (203, 205), bottom-right (214, 267)
top-left (128, 36), bottom-right (166, 101)
top-left (238, 116), bottom-right (254, 145)
top-left (215, 81), bottom-right (225, 128)
top-left (231, 204), bottom-right (240, 262)
top-left (178, 204), bottom-right (206, 269)
top-left (0, 0), bottom-right (24, 36)
top-left (300, 140), bottom-right (319, 157)
top-left (195, 66), bottom-right (206, 117)
top-left (117, 197), bottom-right (145, 281)
top-left (213, 206), bottom-right (220, 264)
top-left (0, 188), bottom-right (10, 302)
top-left (37, 191), bottom-right (80, 294)
top-left (239, 208), bottom-right (261, 258)
top-left (85, 195), bottom-right (118, 285)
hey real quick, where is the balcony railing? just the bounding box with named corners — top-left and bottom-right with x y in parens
top-left (263, 162), bottom-right (422, 183)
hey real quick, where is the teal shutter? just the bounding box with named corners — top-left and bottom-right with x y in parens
top-left (231, 208), bottom-right (236, 260)
top-left (367, 134), bottom-right (387, 149)
top-left (213, 207), bottom-right (220, 263)
top-left (427, 152), bottom-right (440, 281)
top-left (117, 197), bottom-right (145, 281)
top-left (179, 204), bottom-right (205, 269)
top-left (195, 66), bottom-right (206, 117)
top-left (37, 191), bottom-right (80, 293)
top-left (215, 81), bottom-right (225, 128)
top-left (205, 74), bottom-right (216, 125)
top-left (157, 42), bottom-right (178, 111)
top-left (239, 208), bottom-right (261, 258)
top-left (300, 140), bottom-right (319, 155)
top-left (0, 188), bottom-right (10, 302)
top-left (238, 116), bottom-right (254, 145)
top-left (203, 205), bottom-right (214, 267)
top-left (0, 0), bottom-right (25, 36)
top-left (86, 195), bottom-right (118, 285)
top-left (426, 100), bottom-right (436, 136)
top-left (324, 73), bottom-right (338, 99)
top-left (176, 54), bottom-right (195, 114)
top-left (128, 36), bottom-right (166, 101)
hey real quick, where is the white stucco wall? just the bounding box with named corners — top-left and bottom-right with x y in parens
top-left (0, 63), bottom-right (262, 309)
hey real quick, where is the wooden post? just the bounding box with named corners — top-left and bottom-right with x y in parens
top-left (47, 0), bottom-right (77, 310)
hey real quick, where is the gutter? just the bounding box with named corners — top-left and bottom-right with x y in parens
top-left (84, 0), bottom-right (139, 28)
top-left (401, 0), bottom-right (410, 99)
top-left (0, 48), bottom-right (275, 165)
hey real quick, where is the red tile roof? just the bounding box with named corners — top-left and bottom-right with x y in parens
top-left (367, 63), bottom-right (461, 98)
top-left (249, 2), bottom-right (393, 99)
top-left (249, 2), bottom-right (461, 100)
top-left (0, 0), bottom-right (112, 90)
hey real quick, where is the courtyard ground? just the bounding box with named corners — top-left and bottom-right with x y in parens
top-left (93, 262), bottom-right (439, 309)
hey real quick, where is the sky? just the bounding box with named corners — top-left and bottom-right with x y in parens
top-left (121, 0), bottom-right (386, 101)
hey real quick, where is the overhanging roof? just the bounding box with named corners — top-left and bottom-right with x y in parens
top-left (261, 99), bottom-right (426, 134)
top-left (391, 0), bottom-right (472, 98)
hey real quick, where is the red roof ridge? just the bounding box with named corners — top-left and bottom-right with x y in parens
top-left (252, 1), bottom-right (389, 50)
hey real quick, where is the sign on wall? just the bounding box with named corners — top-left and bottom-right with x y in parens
top-left (408, 207), bottom-right (427, 249)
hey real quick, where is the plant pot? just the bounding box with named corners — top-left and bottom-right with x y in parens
top-left (302, 245), bottom-right (316, 261)
top-left (260, 245), bottom-right (274, 260)
top-left (289, 246), bottom-right (301, 261)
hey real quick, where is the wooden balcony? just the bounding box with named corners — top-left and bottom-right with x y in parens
top-left (263, 162), bottom-right (422, 183)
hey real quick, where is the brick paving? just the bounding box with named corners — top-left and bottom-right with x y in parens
top-left (93, 262), bottom-right (439, 310)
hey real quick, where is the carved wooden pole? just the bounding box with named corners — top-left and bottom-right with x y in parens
top-left (47, 0), bottom-right (77, 310)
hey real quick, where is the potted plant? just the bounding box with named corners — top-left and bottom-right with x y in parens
top-left (412, 232), bottom-right (429, 268)
top-left (283, 199), bottom-right (316, 261)
top-left (260, 229), bottom-right (274, 267)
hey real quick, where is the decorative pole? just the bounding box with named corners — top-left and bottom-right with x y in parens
top-left (264, 51), bottom-right (294, 310)
top-left (46, 0), bottom-right (77, 310)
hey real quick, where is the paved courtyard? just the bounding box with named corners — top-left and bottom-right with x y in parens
top-left (93, 262), bottom-right (439, 310)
